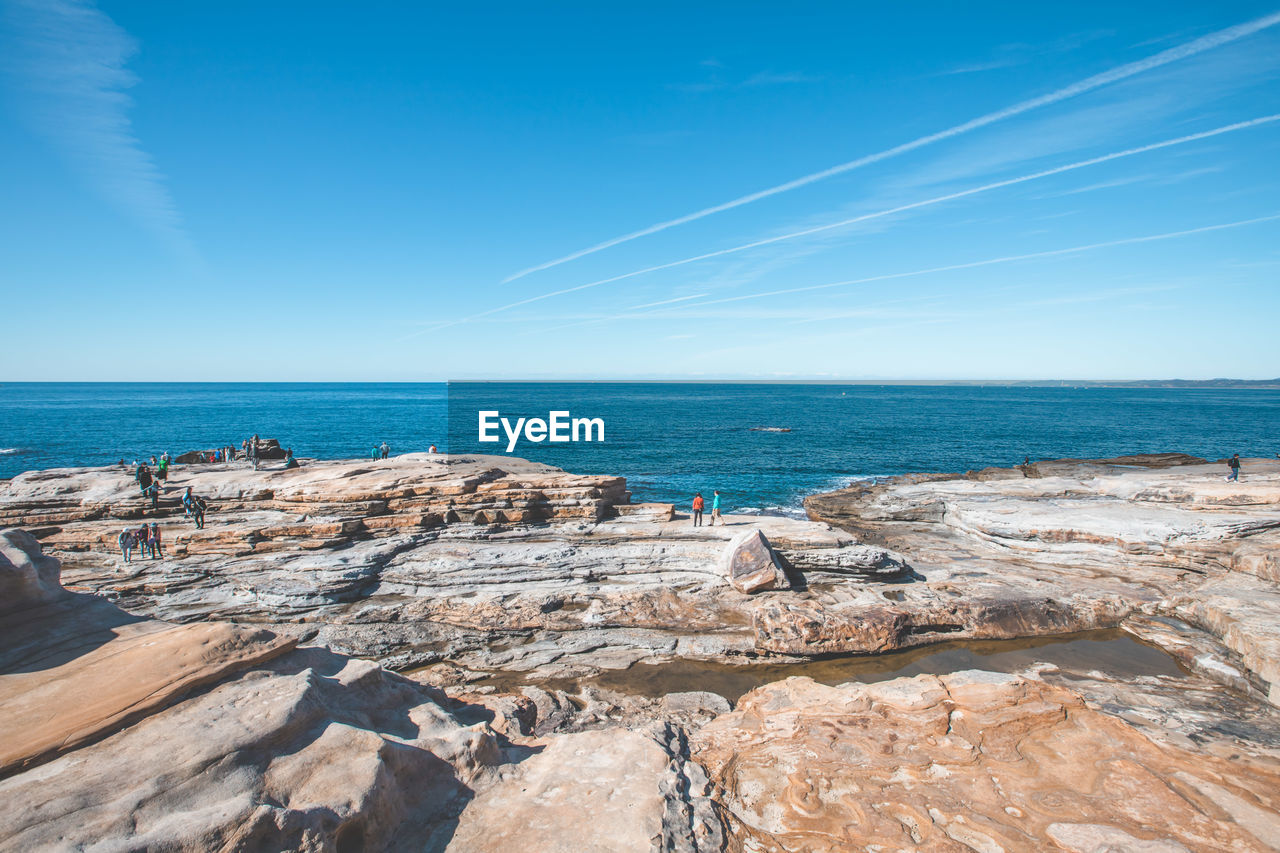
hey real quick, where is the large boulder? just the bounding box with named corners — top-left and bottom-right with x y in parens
top-left (446, 727), bottom-right (724, 853)
top-left (718, 528), bottom-right (786, 593)
top-left (0, 529), bottom-right (66, 615)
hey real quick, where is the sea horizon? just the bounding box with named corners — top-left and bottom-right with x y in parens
top-left (5, 382), bottom-right (1278, 515)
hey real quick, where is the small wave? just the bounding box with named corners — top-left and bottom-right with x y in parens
top-left (0, 448), bottom-right (20, 455)
top-left (733, 505), bottom-right (809, 520)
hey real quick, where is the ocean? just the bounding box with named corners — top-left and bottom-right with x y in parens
top-left (2, 382), bottom-right (1277, 515)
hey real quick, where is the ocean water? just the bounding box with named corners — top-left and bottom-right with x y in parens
top-left (3, 382), bottom-right (1278, 514)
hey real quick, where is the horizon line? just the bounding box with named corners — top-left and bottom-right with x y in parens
top-left (2, 378), bottom-right (1278, 386)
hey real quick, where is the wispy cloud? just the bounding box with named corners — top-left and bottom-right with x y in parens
top-left (628, 292), bottom-right (710, 310)
top-left (1039, 174), bottom-right (1155, 197)
top-left (416, 213), bottom-right (1280, 345)
top-left (500, 10), bottom-right (1280, 284)
top-left (939, 58), bottom-right (1025, 76)
top-left (668, 67), bottom-right (822, 93)
top-left (1038, 164), bottom-right (1227, 198)
top-left (937, 29), bottom-right (1115, 76)
top-left (742, 70), bottom-right (824, 86)
top-left (1, 0), bottom-right (192, 253)
top-left (433, 114), bottom-right (1279, 330)
top-left (669, 214), bottom-right (1280, 309)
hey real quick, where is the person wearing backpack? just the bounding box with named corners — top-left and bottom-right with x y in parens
top-left (148, 523), bottom-right (163, 559)
top-left (118, 528), bottom-right (135, 564)
top-left (182, 487), bottom-right (207, 529)
top-left (1226, 453), bottom-right (1242, 482)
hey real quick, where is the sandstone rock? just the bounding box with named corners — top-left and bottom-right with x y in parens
top-left (719, 528), bottom-right (786, 593)
top-left (0, 455), bottom-right (905, 680)
top-left (692, 672), bottom-right (1280, 851)
top-left (447, 726), bottom-right (724, 853)
top-left (805, 456), bottom-right (1280, 697)
top-left (3, 450), bottom-right (1280, 851)
top-left (0, 538), bottom-right (516, 851)
top-left (0, 528), bottom-right (65, 613)
top-left (660, 691), bottom-right (732, 717)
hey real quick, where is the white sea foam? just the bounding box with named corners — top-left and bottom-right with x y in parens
top-left (0, 448), bottom-right (20, 455)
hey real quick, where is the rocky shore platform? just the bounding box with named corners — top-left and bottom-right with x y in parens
top-left (1, 452), bottom-right (1278, 850)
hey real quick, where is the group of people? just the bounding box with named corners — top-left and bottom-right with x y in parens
top-left (117, 523), bottom-right (163, 563)
top-left (372, 441), bottom-right (390, 459)
top-left (195, 447), bottom-right (236, 463)
top-left (134, 457), bottom-right (171, 509)
top-left (690, 490), bottom-right (723, 526)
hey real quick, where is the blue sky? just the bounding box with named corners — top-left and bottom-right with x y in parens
top-left (1, 1), bottom-right (1278, 380)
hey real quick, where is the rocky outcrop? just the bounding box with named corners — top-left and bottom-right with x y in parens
top-left (0, 454), bottom-right (904, 681)
top-left (0, 532), bottom-right (500, 850)
top-left (447, 726), bottom-right (724, 852)
top-left (0, 528), bottom-right (65, 610)
top-left (805, 455), bottom-right (1280, 701)
top-left (4, 452), bottom-right (1280, 850)
top-left (692, 671), bottom-right (1280, 851)
top-left (0, 526), bottom-right (729, 851)
top-left (719, 529), bottom-right (787, 593)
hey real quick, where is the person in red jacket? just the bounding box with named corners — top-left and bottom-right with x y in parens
top-left (691, 492), bottom-right (705, 527)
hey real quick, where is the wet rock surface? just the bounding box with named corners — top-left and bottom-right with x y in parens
top-left (805, 454), bottom-right (1280, 702)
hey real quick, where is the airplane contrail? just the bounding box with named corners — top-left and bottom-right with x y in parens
top-left (628, 292), bottom-right (710, 309)
top-left (669, 213), bottom-right (1280, 309)
top-left (499, 9), bottom-right (1280, 284)
top-left (409, 114), bottom-right (1279, 335)
top-left (496, 216), bottom-right (1278, 338)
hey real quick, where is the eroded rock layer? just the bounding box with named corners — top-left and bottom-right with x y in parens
top-left (693, 672), bottom-right (1280, 852)
top-left (0, 453), bottom-right (905, 680)
top-left (3, 447), bottom-right (1280, 851)
top-left (805, 455), bottom-right (1280, 702)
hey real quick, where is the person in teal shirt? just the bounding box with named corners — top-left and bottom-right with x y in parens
top-left (711, 490), bottom-right (722, 526)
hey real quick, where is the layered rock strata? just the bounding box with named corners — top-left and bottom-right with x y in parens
top-left (693, 672), bottom-right (1280, 851)
top-left (6, 531), bottom-right (1280, 851)
top-left (0, 530), bottom-right (722, 852)
top-left (0, 453), bottom-right (905, 679)
top-left (805, 455), bottom-right (1280, 702)
top-left (4, 449), bottom-right (1280, 850)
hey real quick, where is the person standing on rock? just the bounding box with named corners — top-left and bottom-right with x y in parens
top-left (692, 492), bottom-right (705, 526)
top-left (145, 480), bottom-right (160, 511)
top-left (1226, 453), bottom-right (1242, 482)
top-left (118, 528), bottom-right (134, 564)
top-left (380, 442), bottom-right (390, 459)
top-left (183, 487), bottom-right (207, 529)
top-left (148, 523), bottom-right (163, 559)
top-left (710, 490), bottom-right (723, 526)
